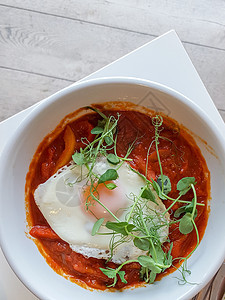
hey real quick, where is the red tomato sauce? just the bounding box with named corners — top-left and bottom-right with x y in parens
top-left (25, 104), bottom-right (210, 290)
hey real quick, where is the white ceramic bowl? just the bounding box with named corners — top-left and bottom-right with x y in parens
top-left (0, 77), bottom-right (225, 300)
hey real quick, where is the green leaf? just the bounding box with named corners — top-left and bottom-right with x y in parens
top-left (174, 199), bottom-right (197, 219)
top-left (105, 183), bottom-right (117, 190)
top-left (140, 266), bottom-right (147, 281)
top-left (154, 245), bottom-right (165, 265)
top-left (106, 221), bottom-right (135, 236)
top-left (141, 187), bottom-right (157, 204)
top-left (138, 255), bottom-right (154, 267)
top-left (166, 243), bottom-right (173, 266)
top-left (133, 237), bottom-right (150, 251)
top-left (100, 267), bottom-right (116, 279)
top-left (72, 152), bottom-right (85, 165)
top-left (177, 177), bottom-right (196, 196)
top-left (104, 135), bottom-right (113, 146)
top-left (149, 271), bottom-right (157, 283)
top-left (174, 206), bottom-right (186, 218)
top-left (100, 267), bottom-right (127, 286)
top-left (185, 199), bottom-right (195, 211)
top-left (157, 175), bottom-right (171, 195)
top-left (138, 256), bottom-right (161, 274)
top-left (185, 199), bottom-right (197, 218)
top-left (126, 224), bottom-right (136, 232)
top-left (152, 180), bottom-right (167, 200)
top-left (98, 169), bottom-right (118, 183)
top-left (118, 271), bottom-right (127, 284)
top-left (177, 177), bottom-right (196, 190)
top-left (179, 213), bottom-right (194, 234)
top-left (107, 153), bottom-right (120, 165)
top-left (91, 218), bottom-right (104, 236)
top-left (91, 126), bottom-right (104, 134)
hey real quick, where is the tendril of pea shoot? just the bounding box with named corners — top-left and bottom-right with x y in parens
top-left (70, 108), bottom-right (204, 287)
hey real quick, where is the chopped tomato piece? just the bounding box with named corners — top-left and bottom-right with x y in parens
top-left (30, 225), bottom-right (60, 241)
top-left (41, 146), bottom-right (56, 180)
top-left (148, 149), bottom-right (171, 163)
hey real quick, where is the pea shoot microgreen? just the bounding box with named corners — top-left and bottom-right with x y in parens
top-left (105, 182), bottom-right (117, 190)
top-left (177, 177), bottom-right (196, 196)
top-left (140, 186), bottom-right (157, 204)
top-left (107, 153), bottom-right (120, 165)
top-left (70, 109), bottom-right (204, 287)
top-left (100, 267), bottom-right (127, 287)
top-left (157, 175), bottom-right (171, 195)
top-left (98, 169), bottom-right (119, 184)
top-left (91, 218), bottom-right (104, 236)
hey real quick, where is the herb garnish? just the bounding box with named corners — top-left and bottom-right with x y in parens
top-left (71, 109), bottom-right (204, 287)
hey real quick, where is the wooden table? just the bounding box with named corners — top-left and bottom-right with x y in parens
top-left (0, 0), bottom-right (225, 123)
top-left (0, 1), bottom-right (224, 299)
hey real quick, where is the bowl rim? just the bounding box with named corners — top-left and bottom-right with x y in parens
top-left (2, 76), bottom-right (225, 146)
top-left (0, 76), bottom-right (225, 300)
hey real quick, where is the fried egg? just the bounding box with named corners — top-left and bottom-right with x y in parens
top-left (34, 156), bottom-right (170, 263)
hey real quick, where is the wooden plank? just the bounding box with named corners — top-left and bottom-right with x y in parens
top-left (0, 6), bottom-right (152, 80)
top-left (0, 6), bottom-right (224, 113)
top-left (0, 0), bottom-right (225, 49)
top-left (0, 67), bottom-right (71, 121)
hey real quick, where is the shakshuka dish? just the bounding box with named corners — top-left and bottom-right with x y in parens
top-left (25, 101), bottom-right (210, 290)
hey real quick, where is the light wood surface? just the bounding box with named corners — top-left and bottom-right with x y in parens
top-left (0, 1), bottom-right (224, 300)
top-left (0, 1), bottom-right (225, 122)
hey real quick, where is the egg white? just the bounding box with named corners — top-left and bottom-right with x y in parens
top-left (34, 156), bottom-right (170, 263)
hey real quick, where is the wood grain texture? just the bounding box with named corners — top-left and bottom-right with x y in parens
top-left (0, 4), bottom-right (224, 122)
top-left (0, 5), bottom-right (151, 80)
top-left (0, 68), bottom-right (72, 121)
top-left (1, 0), bottom-right (225, 49)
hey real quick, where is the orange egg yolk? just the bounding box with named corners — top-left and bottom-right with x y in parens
top-left (81, 181), bottom-right (127, 221)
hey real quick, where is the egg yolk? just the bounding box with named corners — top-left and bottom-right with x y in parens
top-left (81, 180), bottom-right (128, 221)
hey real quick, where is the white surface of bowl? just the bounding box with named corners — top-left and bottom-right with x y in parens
top-left (0, 77), bottom-right (225, 300)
